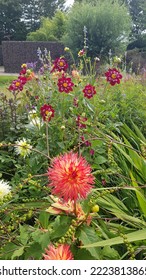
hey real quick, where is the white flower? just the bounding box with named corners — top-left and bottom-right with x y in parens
top-left (28, 109), bottom-right (42, 129)
top-left (15, 138), bottom-right (32, 158)
top-left (28, 109), bottom-right (38, 121)
top-left (0, 180), bottom-right (11, 200)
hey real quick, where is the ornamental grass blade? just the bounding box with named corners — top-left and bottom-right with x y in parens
top-left (130, 172), bottom-right (146, 216)
top-left (81, 229), bottom-right (146, 248)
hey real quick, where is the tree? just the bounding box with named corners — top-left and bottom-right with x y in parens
top-left (27, 10), bottom-right (67, 41)
top-left (0, 0), bottom-right (27, 43)
top-left (0, 0), bottom-right (66, 43)
top-left (62, 0), bottom-right (131, 59)
top-left (122, 0), bottom-right (146, 39)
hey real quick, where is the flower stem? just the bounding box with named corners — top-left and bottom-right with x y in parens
top-left (46, 122), bottom-right (50, 158)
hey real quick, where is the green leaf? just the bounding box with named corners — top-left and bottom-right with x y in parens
top-left (130, 172), bottom-right (146, 216)
top-left (31, 229), bottom-right (50, 249)
top-left (101, 246), bottom-right (120, 260)
top-left (12, 246), bottom-right (25, 260)
top-left (94, 155), bottom-right (107, 165)
top-left (19, 225), bottom-right (29, 246)
top-left (81, 228), bottom-right (146, 248)
top-left (24, 243), bottom-right (43, 260)
top-left (51, 216), bottom-right (71, 239)
top-left (78, 225), bottom-right (101, 259)
top-left (39, 211), bottom-right (50, 229)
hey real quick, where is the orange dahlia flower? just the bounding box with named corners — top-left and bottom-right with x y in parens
top-left (48, 152), bottom-right (95, 201)
top-left (43, 244), bottom-right (74, 260)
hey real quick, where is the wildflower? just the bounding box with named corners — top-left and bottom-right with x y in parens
top-left (73, 97), bottom-right (78, 107)
top-left (40, 104), bottom-right (55, 122)
top-left (72, 70), bottom-right (80, 79)
top-left (48, 151), bottom-right (95, 201)
top-left (78, 49), bottom-right (85, 57)
top-left (113, 56), bottom-right (121, 64)
top-left (15, 138), bottom-right (32, 158)
top-left (76, 115), bottom-right (87, 129)
top-left (64, 47), bottom-right (70, 52)
top-left (57, 74), bottom-right (74, 93)
top-left (8, 78), bottom-right (24, 92)
top-left (51, 57), bottom-right (68, 73)
top-left (83, 84), bottom-right (96, 99)
top-left (43, 244), bottom-right (74, 260)
top-left (0, 180), bottom-right (11, 200)
top-left (105, 68), bottom-right (122, 86)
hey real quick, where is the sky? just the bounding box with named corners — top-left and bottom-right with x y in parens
top-left (65, 0), bottom-right (74, 7)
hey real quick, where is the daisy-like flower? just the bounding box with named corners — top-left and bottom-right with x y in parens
top-left (51, 57), bottom-right (68, 73)
top-left (43, 244), bottom-right (74, 260)
top-left (15, 138), bottom-right (32, 158)
top-left (8, 78), bottom-right (24, 92)
top-left (57, 74), bottom-right (74, 93)
top-left (40, 104), bottom-right (55, 122)
top-left (83, 84), bottom-right (96, 99)
top-left (0, 180), bottom-right (11, 200)
top-left (48, 152), bottom-right (95, 201)
top-left (105, 68), bottom-right (122, 86)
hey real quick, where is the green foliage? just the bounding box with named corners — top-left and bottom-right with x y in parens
top-left (0, 50), bottom-right (146, 260)
top-left (62, 0), bottom-right (131, 58)
top-left (27, 11), bottom-right (67, 41)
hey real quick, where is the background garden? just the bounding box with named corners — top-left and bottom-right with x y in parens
top-left (0, 0), bottom-right (146, 260)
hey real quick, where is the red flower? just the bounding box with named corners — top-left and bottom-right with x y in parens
top-left (83, 84), bottom-right (96, 99)
top-left (105, 68), bottom-right (122, 86)
top-left (8, 79), bottom-right (24, 92)
top-left (51, 57), bottom-right (68, 73)
top-left (48, 152), bottom-right (95, 202)
top-left (18, 75), bottom-right (27, 85)
top-left (57, 74), bottom-right (74, 93)
top-left (43, 244), bottom-right (74, 260)
top-left (76, 115), bottom-right (87, 128)
top-left (40, 104), bottom-right (55, 122)
top-left (78, 49), bottom-right (86, 57)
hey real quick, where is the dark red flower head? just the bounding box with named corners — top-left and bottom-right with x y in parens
top-left (8, 79), bottom-right (24, 92)
top-left (40, 104), bottom-right (55, 122)
top-left (57, 74), bottom-right (74, 93)
top-left (83, 84), bottom-right (96, 99)
top-left (105, 68), bottom-right (122, 86)
top-left (51, 57), bottom-right (68, 73)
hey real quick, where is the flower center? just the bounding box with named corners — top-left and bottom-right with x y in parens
top-left (63, 82), bottom-right (68, 88)
top-left (16, 82), bottom-right (20, 87)
top-left (111, 73), bottom-right (117, 79)
top-left (59, 61), bottom-right (64, 67)
top-left (87, 89), bottom-right (91, 93)
top-left (45, 110), bottom-right (52, 117)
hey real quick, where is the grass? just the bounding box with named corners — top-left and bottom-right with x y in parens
top-left (0, 75), bottom-right (18, 96)
top-left (0, 75), bottom-right (17, 85)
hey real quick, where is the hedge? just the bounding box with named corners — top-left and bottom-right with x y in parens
top-left (2, 41), bottom-right (65, 73)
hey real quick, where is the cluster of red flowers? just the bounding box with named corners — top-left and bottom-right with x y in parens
top-left (57, 74), bottom-right (74, 93)
top-left (83, 84), bottom-right (96, 99)
top-left (40, 104), bottom-right (55, 122)
top-left (9, 63), bottom-right (35, 92)
top-left (51, 57), bottom-right (68, 73)
top-left (105, 68), bottom-right (122, 86)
